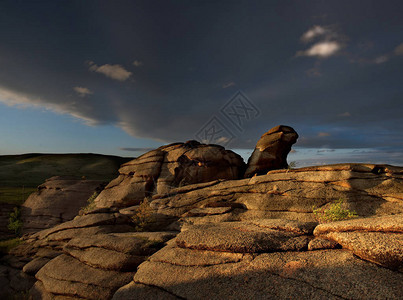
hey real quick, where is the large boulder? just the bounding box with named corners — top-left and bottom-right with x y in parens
top-left (244, 125), bottom-right (298, 178)
top-left (95, 141), bottom-right (245, 209)
top-left (21, 176), bottom-right (106, 233)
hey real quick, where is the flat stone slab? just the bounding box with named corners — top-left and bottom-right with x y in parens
top-left (314, 214), bottom-right (403, 235)
top-left (176, 222), bottom-right (310, 253)
top-left (248, 219), bottom-right (317, 234)
top-left (149, 243), bottom-right (251, 266)
top-left (324, 231), bottom-right (403, 270)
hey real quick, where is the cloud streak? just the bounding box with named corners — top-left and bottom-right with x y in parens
top-left (88, 62), bottom-right (132, 81)
top-left (297, 25), bottom-right (344, 58)
top-left (73, 86), bottom-right (93, 97)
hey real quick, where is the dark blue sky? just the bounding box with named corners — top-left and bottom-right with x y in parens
top-left (0, 1), bottom-right (402, 165)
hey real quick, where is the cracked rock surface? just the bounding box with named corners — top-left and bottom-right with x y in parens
top-left (121, 216), bottom-right (403, 300)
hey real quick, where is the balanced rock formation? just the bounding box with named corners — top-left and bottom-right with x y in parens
top-left (21, 176), bottom-right (106, 234)
top-left (244, 125), bottom-right (298, 178)
top-left (95, 141), bottom-right (245, 209)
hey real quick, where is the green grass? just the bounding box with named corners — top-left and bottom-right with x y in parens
top-left (0, 237), bottom-right (21, 255)
top-left (0, 153), bottom-right (132, 205)
top-left (0, 187), bottom-right (37, 205)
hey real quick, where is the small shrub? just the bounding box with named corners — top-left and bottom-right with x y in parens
top-left (81, 191), bottom-right (99, 213)
top-left (288, 161), bottom-right (298, 169)
top-left (131, 199), bottom-right (155, 231)
top-left (8, 207), bottom-right (23, 236)
top-left (313, 198), bottom-right (358, 223)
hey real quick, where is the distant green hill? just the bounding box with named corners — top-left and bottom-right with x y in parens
top-left (0, 153), bottom-right (133, 187)
top-left (0, 153), bottom-right (133, 205)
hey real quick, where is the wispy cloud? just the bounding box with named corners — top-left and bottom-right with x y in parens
top-left (297, 25), bottom-right (344, 59)
top-left (133, 60), bottom-right (143, 67)
top-left (88, 61), bottom-right (132, 81)
top-left (373, 55), bottom-right (389, 64)
top-left (394, 43), bottom-right (403, 55)
top-left (222, 82), bottom-right (235, 89)
top-left (300, 25), bottom-right (327, 43)
top-left (338, 112), bottom-right (351, 117)
top-left (0, 87), bottom-right (98, 125)
top-left (298, 41), bottom-right (341, 58)
top-left (318, 132), bottom-right (331, 137)
top-left (73, 86), bottom-right (93, 97)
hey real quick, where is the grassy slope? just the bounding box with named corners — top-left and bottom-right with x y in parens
top-left (0, 153), bottom-right (133, 205)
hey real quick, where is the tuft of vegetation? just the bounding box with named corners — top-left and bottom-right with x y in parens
top-left (287, 161), bottom-right (298, 169)
top-left (8, 207), bottom-right (23, 236)
top-left (80, 191), bottom-right (99, 214)
top-left (313, 198), bottom-right (358, 223)
top-left (131, 199), bottom-right (155, 231)
top-left (0, 237), bottom-right (22, 255)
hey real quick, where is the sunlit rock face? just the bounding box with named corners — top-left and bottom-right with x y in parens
top-left (244, 125), bottom-right (298, 178)
top-left (94, 141), bottom-right (245, 208)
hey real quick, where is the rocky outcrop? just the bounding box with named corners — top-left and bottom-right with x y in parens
top-left (31, 231), bottom-right (176, 300)
top-left (1, 162), bottom-right (401, 299)
top-left (244, 125), bottom-right (298, 178)
top-left (118, 215), bottom-right (403, 299)
top-left (1, 208), bottom-right (177, 299)
top-left (95, 141), bottom-right (245, 209)
top-left (150, 164), bottom-right (403, 225)
top-left (21, 176), bottom-right (106, 233)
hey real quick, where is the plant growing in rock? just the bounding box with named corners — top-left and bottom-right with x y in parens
top-left (287, 161), bottom-right (298, 169)
top-left (312, 198), bottom-right (358, 223)
top-left (8, 207), bottom-right (23, 236)
top-left (80, 191), bottom-right (99, 214)
top-left (131, 199), bottom-right (155, 231)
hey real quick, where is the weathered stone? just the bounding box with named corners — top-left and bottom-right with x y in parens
top-left (21, 176), bottom-right (106, 234)
top-left (308, 237), bottom-right (340, 251)
top-left (62, 232), bottom-right (173, 271)
top-left (130, 249), bottom-right (403, 300)
top-left (149, 243), bottom-right (250, 266)
top-left (176, 222), bottom-right (310, 253)
top-left (113, 282), bottom-right (180, 300)
top-left (35, 254), bottom-right (134, 300)
top-left (324, 231), bottom-right (403, 270)
top-left (151, 164), bottom-right (403, 222)
top-left (313, 214), bottom-right (403, 235)
top-left (244, 125), bottom-right (298, 177)
top-left (248, 219), bottom-right (317, 235)
top-left (23, 257), bottom-right (51, 275)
